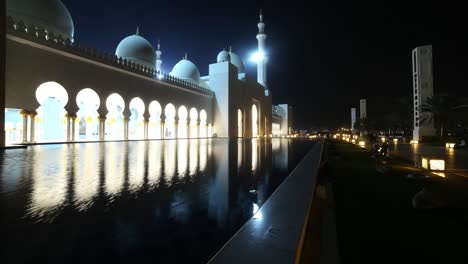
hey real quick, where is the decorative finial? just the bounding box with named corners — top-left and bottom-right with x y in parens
top-left (184, 52), bottom-right (188, 60)
top-left (136, 26), bottom-right (139, 35)
top-left (229, 46), bottom-right (232, 52)
top-left (259, 9), bottom-right (263, 22)
top-left (157, 39), bottom-right (160, 50)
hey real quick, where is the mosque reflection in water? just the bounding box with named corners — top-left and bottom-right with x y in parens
top-left (1, 138), bottom-right (307, 263)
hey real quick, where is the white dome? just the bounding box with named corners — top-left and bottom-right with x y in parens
top-left (116, 34), bottom-right (156, 69)
top-left (170, 59), bottom-right (200, 82)
top-left (217, 50), bottom-right (230, 63)
top-left (228, 51), bottom-right (245, 73)
top-left (7, 0), bottom-right (75, 41)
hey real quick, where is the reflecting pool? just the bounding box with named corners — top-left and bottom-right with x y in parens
top-left (0, 138), bottom-right (315, 263)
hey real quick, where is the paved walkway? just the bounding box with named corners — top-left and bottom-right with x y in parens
top-left (329, 141), bottom-right (468, 264)
top-left (389, 143), bottom-right (468, 176)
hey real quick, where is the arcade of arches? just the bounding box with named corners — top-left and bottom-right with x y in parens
top-left (4, 81), bottom-right (214, 144)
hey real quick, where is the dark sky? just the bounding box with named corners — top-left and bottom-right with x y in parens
top-left (61, 0), bottom-right (468, 130)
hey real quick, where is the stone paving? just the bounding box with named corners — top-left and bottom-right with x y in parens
top-left (389, 143), bottom-right (468, 176)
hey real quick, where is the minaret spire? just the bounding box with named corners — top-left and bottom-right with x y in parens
top-left (136, 26), bottom-right (140, 35)
top-left (256, 9), bottom-right (268, 93)
top-left (184, 52), bottom-right (188, 60)
top-left (156, 39), bottom-right (163, 73)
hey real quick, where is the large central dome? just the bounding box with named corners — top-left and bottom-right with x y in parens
top-left (6, 0), bottom-right (75, 41)
top-left (115, 33), bottom-right (156, 69)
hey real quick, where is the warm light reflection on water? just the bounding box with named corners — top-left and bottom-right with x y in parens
top-left (30, 146), bottom-right (69, 220)
top-left (1, 139), bottom-right (314, 263)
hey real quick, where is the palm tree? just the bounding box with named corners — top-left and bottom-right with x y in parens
top-left (420, 95), bottom-right (458, 137)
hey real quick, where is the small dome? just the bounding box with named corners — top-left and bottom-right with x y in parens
top-left (116, 34), bottom-right (156, 69)
top-left (229, 51), bottom-right (245, 73)
top-left (170, 59), bottom-right (200, 83)
top-left (217, 50), bottom-right (230, 63)
top-left (7, 0), bottom-right (75, 41)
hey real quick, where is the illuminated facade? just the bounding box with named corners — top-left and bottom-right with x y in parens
top-left (2, 0), bottom-right (290, 145)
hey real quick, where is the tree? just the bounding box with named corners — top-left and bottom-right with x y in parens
top-left (420, 95), bottom-right (458, 137)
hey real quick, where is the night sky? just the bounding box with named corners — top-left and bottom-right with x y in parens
top-left (61, 0), bottom-right (468, 130)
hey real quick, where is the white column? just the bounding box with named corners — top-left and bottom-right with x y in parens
top-left (124, 118), bottom-right (129, 140)
top-left (71, 115), bottom-right (77, 141)
top-left (66, 115), bottom-right (71, 142)
top-left (144, 119), bottom-right (149, 140)
top-left (29, 111), bottom-right (37, 143)
top-left (20, 110), bottom-right (29, 143)
top-left (98, 115), bottom-right (106, 141)
top-left (174, 119), bottom-right (179, 139)
top-left (161, 120), bottom-right (165, 139)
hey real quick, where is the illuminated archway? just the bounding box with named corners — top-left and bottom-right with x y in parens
top-left (164, 103), bottom-right (176, 139)
top-left (129, 97), bottom-right (145, 139)
top-left (148, 100), bottom-right (162, 139)
top-left (35, 81), bottom-right (68, 142)
top-left (189, 108), bottom-right (198, 138)
top-left (4, 108), bottom-right (24, 144)
top-left (238, 109), bottom-right (243, 137)
top-left (178, 106), bottom-right (188, 139)
top-left (105, 93), bottom-right (125, 140)
top-left (200, 110), bottom-right (207, 138)
top-left (252, 104), bottom-right (258, 137)
top-left (76, 88), bottom-right (100, 141)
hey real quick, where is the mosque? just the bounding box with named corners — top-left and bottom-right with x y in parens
top-left (2, 0), bottom-right (292, 145)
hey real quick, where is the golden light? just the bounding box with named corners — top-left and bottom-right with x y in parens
top-left (422, 157), bottom-right (445, 171)
top-left (410, 140), bottom-right (419, 144)
top-left (351, 139), bottom-right (356, 144)
top-left (421, 157), bottom-right (429, 170)
top-left (430, 159), bottom-right (445, 171)
top-left (393, 138), bottom-right (398, 143)
top-left (359, 141), bottom-right (365, 148)
top-left (381, 137), bottom-right (386, 142)
top-left (446, 143), bottom-right (456, 149)
top-left (432, 172), bottom-right (446, 178)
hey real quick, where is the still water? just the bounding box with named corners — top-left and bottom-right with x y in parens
top-left (0, 138), bottom-right (315, 263)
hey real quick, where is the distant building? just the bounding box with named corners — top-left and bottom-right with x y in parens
top-left (412, 45), bottom-right (436, 141)
top-left (351, 108), bottom-right (356, 131)
top-left (359, 99), bottom-right (367, 119)
top-left (271, 104), bottom-right (293, 136)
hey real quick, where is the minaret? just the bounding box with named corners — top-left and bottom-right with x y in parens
top-left (256, 9), bottom-right (268, 93)
top-left (156, 39), bottom-right (162, 73)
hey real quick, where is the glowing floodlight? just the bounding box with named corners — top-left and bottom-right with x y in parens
top-left (351, 139), bottom-right (356, 144)
top-left (381, 137), bottom-right (386, 142)
top-left (422, 157), bottom-right (445, 171)
top-left (410, 140), bottom-right (419, 144)
top-left (421, 157), bottom-right (428, 170)
top-left (157, 73), bottom-right (164, 80)
top-left (445, 143), bottom-right (455, 149)
top-left (250, 51), bottom-right (265, 62)
top-left (359, 141), bottom-right (365, 148)
top-left (432, 172), bottom-right (446, 178)
top-left (393, 138), bottom-right (398, 143)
